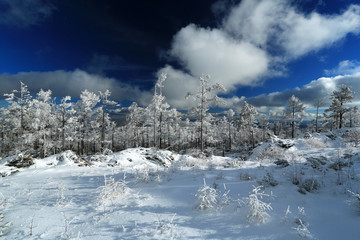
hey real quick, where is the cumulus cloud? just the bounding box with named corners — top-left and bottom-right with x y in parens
top-left (155, 65), bottom-right (199, 110)
top-left (246, 72), bottom-right (360, 110)
top-left (0, 69), bottom-right (152, 104)
top-left (170, 24), bottom-right (269, 89)
top-left (324, 59), bottom-right (360, 76)
top-left (223, 0), bottom-right (360, 58)
top-left (156, 0), bottom-right (360, 110)
top-left (0, 0), bottom-right (56, 27)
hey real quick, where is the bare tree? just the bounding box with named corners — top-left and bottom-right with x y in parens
top-left (186, 75), bottom-right (225, 152)
top-left (313, 98), bottom-right (326, 133)
top-left (284, 95), bottom-right (305, 138)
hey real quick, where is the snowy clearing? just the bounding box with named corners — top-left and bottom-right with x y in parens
top-left (1, 130), bottom-right (360, 239)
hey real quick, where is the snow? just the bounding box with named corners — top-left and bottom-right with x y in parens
top-left (1, 130), bottom-right (360, 239)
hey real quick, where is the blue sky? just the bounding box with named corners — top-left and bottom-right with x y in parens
top-left (1, 0), bottom-right (360, 114)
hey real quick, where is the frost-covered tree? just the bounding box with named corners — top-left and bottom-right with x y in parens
top-left (3, 81), bottom-right (33, 152)
top-left (258, 113), bottom-right (269, 142)
top-left (76, 90), bottom-right (100, 155)
top-left (240, 101), bottom-right (257, 148)
top-left (284, 95), bottom-right (305, 138)
top-left (245, 185), bottom-right (272, 224)
top-left (227, 109), bottom-right (235, 150)
top-left (346, 106), bottom-right (359, 128)
top-left (325, 85), bottom-right (353, 129)
top-left (127, 102), bottom-right (145, 147)
top-left (195, 179), bottom-right (218, 211)
top-left (186, 75), bottom-right (225, 152)
top-left (31, 89), bottom-right (56, 158)
top-left (145, 73), bottom-right (174, 148)
top-left (56, 96), bottom-right (76, 152)
top-left (99, 90), bottom-right (118, 151)
top-left (313, 98), bottom-right (325, 133)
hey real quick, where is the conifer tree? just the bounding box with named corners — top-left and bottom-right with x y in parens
top-left (240, 101), bottom-right (257, 148)
top-left (325, 85), bottom-right (353, 129)
top-left (186, 75), bottom-right (225, 152)
top-left (284, 95), bottom-right (305, 138)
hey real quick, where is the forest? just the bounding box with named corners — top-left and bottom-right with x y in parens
top-left (0, 73), bottom-right (357, 159)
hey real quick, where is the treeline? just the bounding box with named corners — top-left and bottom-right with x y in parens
top-left (0, 75), bottom-right (358, 158)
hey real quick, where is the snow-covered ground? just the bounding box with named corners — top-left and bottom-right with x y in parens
top-left (1, 130), bottom-right (360, 239)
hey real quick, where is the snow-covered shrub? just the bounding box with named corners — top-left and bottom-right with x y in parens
top-left (155, 174), bottom-right (162, 184)
top-left (329, 149), bottom-right (354, 185)
top-left (293, 218), bottom-right (312, 239)
top-left (0, 191), bottom-right (12, 237)
top-left (89, 154), bottom-right (107, 162)
top-left (135, 168), bottom-right (151, 183)
top-left (97, 173), bottom-right (131, 207)
top-left (153, 214), bottom-right (177, 239)
top-left (57, 150), bottom-right (78, 163)
top-left (6, 153), bottom-right (34, 168)
top-left (301, 137), bottom-right (326, 148)
top-left (102, 148), bottom-right (113, 155)
top-left (289, 155), bottom-right (303, 185)
top-left (343, 129), bottom-right (360, 147)
top-left (55, 184), bottom-right (67, 206)
top-left (257, 145), bottom-right (285, 161)
top-left (298, 179), bottom-right (321, 194)
top-left (194, 179), bottom-right (218, 211)
top-left (238, 170), bottom-right (253, 181)
top-left (0, 212), bottom-right (12, 236)
top-left (245, 185), bottom-right (272, 224)
top-left (282, 205), bottom-right (292, 223)
top-left (292, 206), bottom-right (312, 238)
top-left (347, 190), bottom-right (360, 210)
top-left (284, 206), bottom-right (313, 238)
top-left (185, 148), bottom-right (206, 159)
top-left (257, 171), bottom-right (278, 188)
top-left (328, 160), bottom-right (353, 171)
top-left (219, 184), bottom-right (231, 207)
top-left (306, 157), bottom-right (327, 169)
top-left (144, 150), bottom-right (171, 167)
top-left (180, 154), bottom-right (208, 168)
top-left (225, 158), bottom-right (242, 168)
top-left (273, 159), bottom-right (289, 168)
top-left (61, 212), bottom-right (80, 240)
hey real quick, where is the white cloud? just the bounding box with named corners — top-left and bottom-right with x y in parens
top-left (170, 24), bottom-right (269, 90)
top-left (159, 23), bottom-right (270, 109)
top-left (223, 0), bottom-right (360, 58)
top-left (281, 5), bottom-right (360, 58)
top-left (220, 96), bottom-right (246, 113)
top-left (325, 59), bottom-right (360, 75)
top-left (156, 0), bottom-right (360, 110)
top-left (223, 0), bottom-right (285, 48)
top-left (0, 69), bottom-right (151, 103)
top-left (155, 65), bottom-right (199, 110)
top-left (246, 72), bottom-right (360, 111)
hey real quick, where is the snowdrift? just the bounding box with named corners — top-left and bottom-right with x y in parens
top-left (0, 129), bottom-right (359, 239)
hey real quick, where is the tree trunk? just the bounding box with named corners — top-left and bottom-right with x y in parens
top-left (291, 108), bottom-right (295, 138)
top-left (200, 84), bottom-right (205, 152)
top-left (42, 133), bottom-right (46, 158)
top-left (101, 108), bottom-right (105, 151)
top-left (228, 122), bottom-right (232, 151)
top-left (159, 112), bottom-right (163, 149)
top-left (315, 105), bottom-right (319, 133)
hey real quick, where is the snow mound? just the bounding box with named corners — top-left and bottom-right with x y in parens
top-left (109, 148), bottom-right (175, 172)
